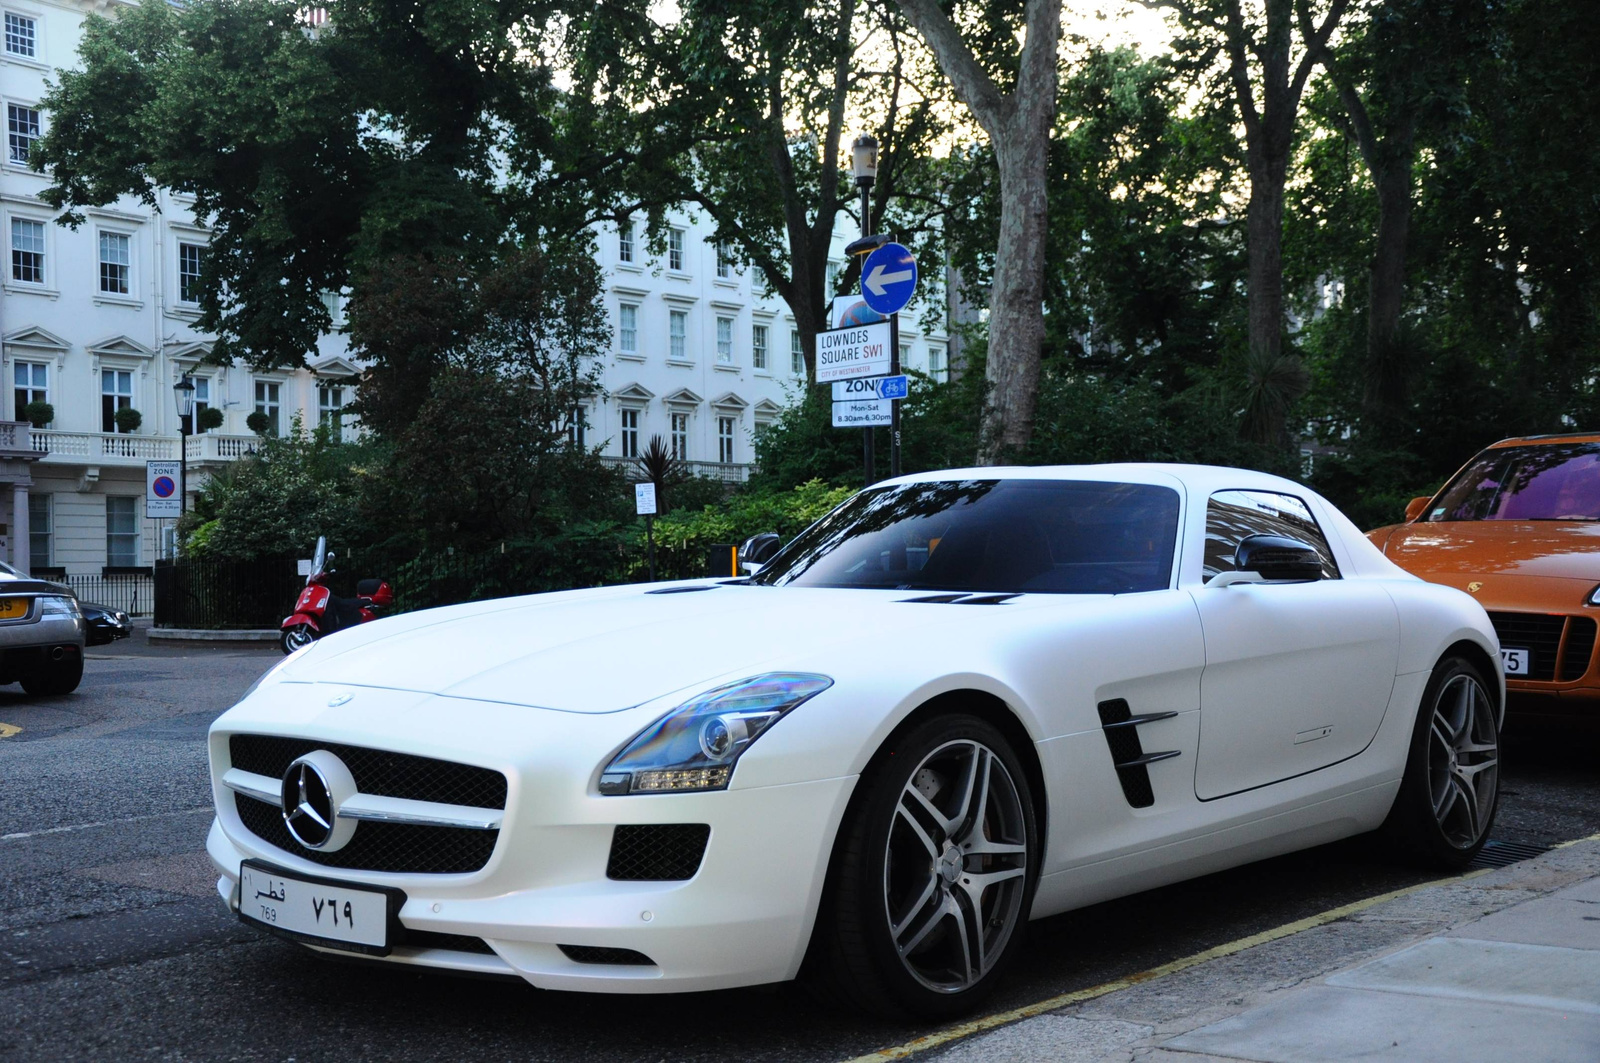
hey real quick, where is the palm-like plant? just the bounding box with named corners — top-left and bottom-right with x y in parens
top-left (636, 434), bottom-right (685, 513)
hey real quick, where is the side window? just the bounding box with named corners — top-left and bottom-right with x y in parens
top-left (1204, 490), bottom-right (1340, 582)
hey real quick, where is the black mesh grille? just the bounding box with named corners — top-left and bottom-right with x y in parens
top-left (229, 734), bottom-right (506, 810)
top-left (1487, 612), bottom-right (1565, 681)
top-left (1562, 617), bottom-right (1597, 681)
top-left (606, 824), bottom-right (710, 881)
top-left (1096, 698), bottom-right (1154, 809)
top-left (559, 944), bottom-right (656, 966)
top-left (235, 794), bottom-right (498, 874)
top-left (403, 929), bottom-right (496, 954)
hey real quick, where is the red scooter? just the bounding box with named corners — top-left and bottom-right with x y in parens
top-left (280, 537), bottom-right (394, 654)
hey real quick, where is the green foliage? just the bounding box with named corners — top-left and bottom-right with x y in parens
top-left (113, 407), bottom-right (142, 433)
top-left (23, 401), bottom-right (53, 428)
top-left (197, 406), bottom-right (225, 431)
top-left (245, 410), bottom-right (271, 434)
top-left (624, 479), bottom-right (854, 581)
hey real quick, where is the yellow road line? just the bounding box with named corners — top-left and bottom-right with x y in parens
top-left (841, 860), bottom-right (1529, 1063)
top-left (0, 722), bottom-right (19, 739)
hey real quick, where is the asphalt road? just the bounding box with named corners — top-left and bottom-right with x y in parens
top-left (3, 629), bottom-right (1598, 1062)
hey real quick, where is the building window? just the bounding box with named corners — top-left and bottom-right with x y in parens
top-left (254, 380), bottom-right (281, 436)
top-left (717, 416), bottom-right (735, 464)
top-left (28, 492), bottom-right (50, 572)
top-left (826, 260), bottom-right (843, 295)
top-left (618, 220), bottom-right (634, 264)
top-left (791, 330), bottom-right (805, 376)
top-left (899, 343), bottom-right (912, 371)
top-left (98, 231), bottom-right (130, 295)
top-left (567, 405), bottom-right (586, 448)
top-left (106, 497), bottom-right (139, 567)
top-left (752, 324), bottom-right (768, 370)
top-left (618, 303), bottom-right (638, 355)
top-left (13, 361), bottom-right (46, 421)
top-left (7, 103), bottom-right (39, 165)
top-left (620, 408), bottom-right (640, 459)
top-left (670, 412), bottom-right (688, 460)
top-left (5, 12), bottom-right (36, 58)
top-left (716, 316), bottom-right (734, 364)
top-left (928, 343), bottom-right (947, 383)
top-left (667, 228), bottom-right (684, 272)
top-left (180, 376), bottom-right (211, 434)
top-left (100, 369), bottom-right (132, 433)
top-left (178, 242), bottom-right (204, 303)
top-left (715, 243), bottom-right (732, 279)
top-left (669, 310), bottom-right (687, 361)
top-left (10, 217), bottom-right (43, 284)
top-left (318, 384), bottom-right (344, 431)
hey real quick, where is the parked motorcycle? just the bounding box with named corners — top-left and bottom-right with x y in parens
top-left (280, 537), bottom-right (394, 655)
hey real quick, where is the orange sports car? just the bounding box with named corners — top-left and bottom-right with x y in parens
top-left (1368, 433), bottom-right (1600, 717)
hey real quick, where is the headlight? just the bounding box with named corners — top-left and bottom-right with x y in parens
top-left (598, 673), bottom-right (833, 795)
top-left (1588, 584), bottom-right (1600, 606)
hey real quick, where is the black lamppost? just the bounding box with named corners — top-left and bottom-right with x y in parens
top-left (173, 375), bottom-right (196, 516)
top-left (850, 134), bottom-right (878, 485)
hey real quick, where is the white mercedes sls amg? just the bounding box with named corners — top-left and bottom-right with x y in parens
top-left (206, 464), bottom-right (1503, 1018)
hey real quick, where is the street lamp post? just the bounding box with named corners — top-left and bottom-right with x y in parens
top-left (851, 134), bottom-right (879, 486)
top-left (173, 375), bottom-right (196, 520)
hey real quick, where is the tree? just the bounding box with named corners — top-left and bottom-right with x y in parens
top-left (1154, 0), bottom-right (1351, 447)
top-left (894, 0), bottom-right (1060, 462)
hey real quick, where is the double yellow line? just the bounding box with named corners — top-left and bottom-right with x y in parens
top-left (842, 832), bottom-right (1600, 1063)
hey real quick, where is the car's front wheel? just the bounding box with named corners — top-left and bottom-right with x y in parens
top-left (1382, 654), bottom-right (1500, 868)
top-left (813, 713), bottom-right (1039, 1020)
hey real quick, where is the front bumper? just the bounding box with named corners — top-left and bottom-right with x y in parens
top-left (1484, 609), bottom-right (1600, 702)
top-left (207, 690), bottom-right (857, 993)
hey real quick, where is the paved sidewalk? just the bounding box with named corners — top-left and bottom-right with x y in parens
top-left (928, 836), bottom-right (1600, 1063)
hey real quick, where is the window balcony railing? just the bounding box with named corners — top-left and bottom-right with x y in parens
top-left (31, 430), bottom-right (178, 463)
top-left (0, 420), bottom-right (33, 457)
top-left (185, 433), bottom-right (259, 462)
top-left (598, 454), bottom-right (752, 484)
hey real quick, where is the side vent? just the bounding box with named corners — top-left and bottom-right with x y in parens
top-left (1096, 699), bottom-right (1181, 809)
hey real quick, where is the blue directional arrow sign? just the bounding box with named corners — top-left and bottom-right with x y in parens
top-left (860, 242), bottom-right (918, 316)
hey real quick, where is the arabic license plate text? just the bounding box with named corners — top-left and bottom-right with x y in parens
top-left (0, 598), bottom-right (28, 620)
top-left (1500, 647), bottom-right (1530, 676)
top-left (238, 863), bottom-right (388, 948)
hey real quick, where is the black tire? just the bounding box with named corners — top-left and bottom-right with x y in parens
top-left (1380, 654), bottom-right (1500, 869)
top-left (281, 625), bottom-right (315, 655)
top-left (20, 652), bottom-right (83, 696)
top-left (810, 713), bottom-right (1040, 1020)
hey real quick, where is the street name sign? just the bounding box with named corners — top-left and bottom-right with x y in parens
top-left (832, 398), bottom-right (893, 428)
top-left (860, 243), bottom-right (918, 316)
top-left (815, 320), bottom-right (892, 383)
top-left (146, 460), bottom-right (182, 517)
top-left (832, 375), bottom-right (908, 402)
top-left (635, 482), bottom-right (658, 516)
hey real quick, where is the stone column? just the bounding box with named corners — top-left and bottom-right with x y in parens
top-left (12, 482), bottom-right (29, 576)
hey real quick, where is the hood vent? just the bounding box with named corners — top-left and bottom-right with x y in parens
top-left (899, 593), bottom-right (1020, 605)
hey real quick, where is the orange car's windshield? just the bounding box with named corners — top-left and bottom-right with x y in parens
top-left (1428, 443), bottom-right (1600, 522)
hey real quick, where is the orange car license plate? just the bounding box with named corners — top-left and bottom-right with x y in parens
top-left (0, 597), bottom-right (28, 620)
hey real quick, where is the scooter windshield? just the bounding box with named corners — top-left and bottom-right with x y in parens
top-left (309, 536), bottom-right (327, 581)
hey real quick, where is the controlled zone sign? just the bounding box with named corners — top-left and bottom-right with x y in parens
top-left (832, 375), bottom-right (907, 402)
top-left (860, 242), bottom-right (918, 316)
top-left (815, 320), bottom-right (891, 383)
top-left (146, 460), bottom-right (182, 517)
top-left (832, 398), bottom-right (893, 428)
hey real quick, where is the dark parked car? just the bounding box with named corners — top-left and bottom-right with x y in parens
top-left (0, 562), bottom-right (132, 647)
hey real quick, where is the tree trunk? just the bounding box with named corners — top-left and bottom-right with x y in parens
top-left (1362, 161), bottom-right (1413, 435)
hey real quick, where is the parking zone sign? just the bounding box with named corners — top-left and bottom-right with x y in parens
top-left (146, 460), bottom-right (182, 517)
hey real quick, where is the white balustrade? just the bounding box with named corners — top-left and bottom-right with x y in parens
top-left (0, 421), bottom-right (31, 454)
top-left (185, 434), bottom-right (259, 462)
top-left (32, 430), bottom-right (178, 463)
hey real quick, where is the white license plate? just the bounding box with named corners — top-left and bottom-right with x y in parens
top-left (239, 861), bottom-right (393, 952)
top-left (1501, 647), bottom-right (1530, 676)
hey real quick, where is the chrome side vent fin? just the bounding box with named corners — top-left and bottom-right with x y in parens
top-left (1096, 698), bottom-right (1181, 809)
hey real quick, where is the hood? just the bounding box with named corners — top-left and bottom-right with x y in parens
top-left (278, 583), bottom-right (958, 713)
top-left (1380, 520), bottom-right (1600, 609)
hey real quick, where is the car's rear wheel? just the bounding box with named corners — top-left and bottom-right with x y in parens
top-left (281, 625), bottom-right (315, 655)
top-left (1382, 654), bottom-right (1499, 868)
top-left (20, 651), bottom-right (83, 696)
top-left (813, 713), bottom-right (1038, 1020)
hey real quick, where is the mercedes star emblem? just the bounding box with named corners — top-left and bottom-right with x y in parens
top-left (327, 692), bottom-right (354, 707)
top-left (281, 760), bottom-right (336, 849)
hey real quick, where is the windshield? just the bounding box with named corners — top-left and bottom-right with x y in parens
top-left (1428, 443), bottom-right (1600, 522)
top-left (750, 479), bottom-right (1181, 594)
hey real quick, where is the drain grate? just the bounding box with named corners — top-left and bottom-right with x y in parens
top-left (1466, 840), bottom-right (1553, 870)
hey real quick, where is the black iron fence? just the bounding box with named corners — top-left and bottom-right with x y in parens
top-left (154, 559), bottom-right (305, 630)
top-left (60, 572), bottom-right (156, 617)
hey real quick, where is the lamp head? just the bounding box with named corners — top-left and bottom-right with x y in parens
top-left (850, 135), bottom-right (879, 187)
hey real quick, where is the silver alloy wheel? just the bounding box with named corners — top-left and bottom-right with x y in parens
top-left (282, 625), bottom-right (315, 654)
top-left (884, 738), bottom-right (1029, 993)
top-left (1427, 673), bottom-right (1499, 849)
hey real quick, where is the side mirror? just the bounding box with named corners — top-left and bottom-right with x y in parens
top-left (1404, 496), bottom-right (1432, 522)
top-left (1235, 534), bottom-right (1324, 582)
top-left (738, 531), bottom-right (783, 575)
